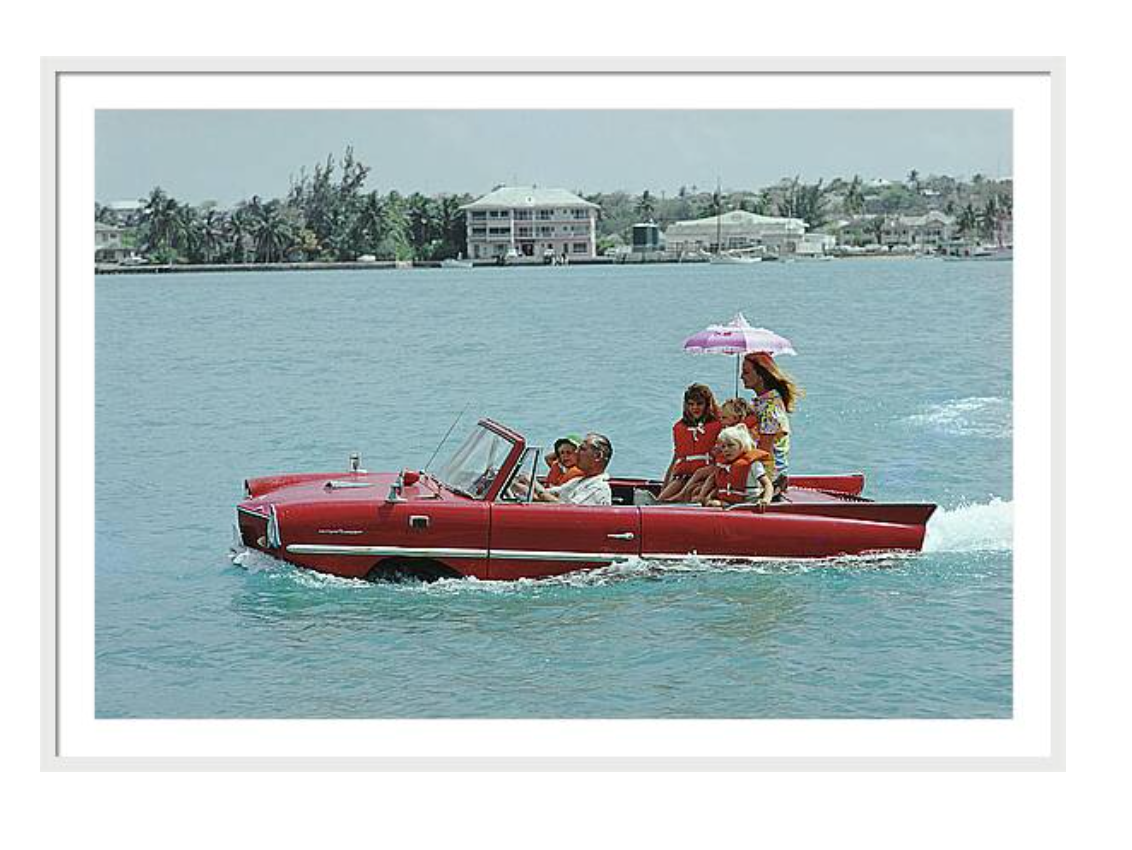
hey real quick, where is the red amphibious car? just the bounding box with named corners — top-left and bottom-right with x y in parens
top-left (235, 418), bottom-right (937, 582)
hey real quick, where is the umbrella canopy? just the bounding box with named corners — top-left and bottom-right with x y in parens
top-left (682, 313), bottom-right (797, 395)
top-left (682, 312), bottom-right (797, 357)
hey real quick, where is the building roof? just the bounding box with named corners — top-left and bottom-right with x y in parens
top-left (106, 200), bottom-right (145, 212)
top-left (665, 209), bottom-right (806, 232)
top-left (460, 186), bottom-right (600, 211)
top-left (897, 211), bottom-right (955, 227)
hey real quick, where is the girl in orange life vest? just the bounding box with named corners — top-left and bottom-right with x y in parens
top-left (672, 396), bottom-right (751, 502)
top-left (545, 434), bottom-right (585, 487)
top-left (700, 424), bottom-right (774, 509)
top-left (741, 351), bottom-right (803, 497)
top-left (658, 383), bottom-right (722, 502)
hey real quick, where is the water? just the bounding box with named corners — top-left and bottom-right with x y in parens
top-left (95, 259), bottom-right (1012, 718)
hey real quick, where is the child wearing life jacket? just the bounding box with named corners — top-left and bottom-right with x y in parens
top-left (741, 351), bottom-right (803, 498)
top-left (700, 424), bottom-right (774, 508)
top-left (658, 383), bottom-right (722, 502)
top-left (545, 434), bottom-right (585, 487)
top-left (674, 396), bottom-right (750, 503)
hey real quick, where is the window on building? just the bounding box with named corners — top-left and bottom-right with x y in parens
top-left (537, 210), bottom-right (553, 220)
top-left (572, 242), bottom-right (588, 254)
top-left (514, 210), bottom-right (532, 220)
top-left (470, 211), bottom-right (486, 220)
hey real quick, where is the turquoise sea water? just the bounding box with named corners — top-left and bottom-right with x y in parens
top-left (95, 259), bottom-right (1012, 718)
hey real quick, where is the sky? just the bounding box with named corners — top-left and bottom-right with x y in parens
top-left (96, 110), bottom-right (1012, 206)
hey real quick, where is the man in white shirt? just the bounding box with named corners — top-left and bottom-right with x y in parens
top-left (532, 433), bottom-right (613, 506)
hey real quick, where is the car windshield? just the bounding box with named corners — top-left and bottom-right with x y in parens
top-left (434, 423), bottom-right (516, 499)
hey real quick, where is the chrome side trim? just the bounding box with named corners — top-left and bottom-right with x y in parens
top-left (487, 549), bottom-right (630, 562)
top-left (286, 544), bottom-right (489, 559)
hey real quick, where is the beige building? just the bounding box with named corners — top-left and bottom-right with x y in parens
top-left (886, 211), bottom-right (955, 248)
top-left (460, 186), bottom-right (600, 261)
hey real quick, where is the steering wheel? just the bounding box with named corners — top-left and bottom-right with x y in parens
top-left (472, 467), bottom-right (497, 497)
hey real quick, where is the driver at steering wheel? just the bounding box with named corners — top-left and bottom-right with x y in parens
top-left (522, 433), bottom-right (613, 506)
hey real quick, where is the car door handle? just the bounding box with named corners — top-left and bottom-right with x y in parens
top-left (606, 532), bottom-right (635, 540)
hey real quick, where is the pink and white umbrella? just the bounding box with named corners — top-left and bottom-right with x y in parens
top-left (682, 312), bottom-right (796, 393)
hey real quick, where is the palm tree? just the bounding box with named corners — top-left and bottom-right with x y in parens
top-left (978, 196), bottom-right (999, 243)
top-left (406, 193), bottom-right (435, 258)
top-left (636, 189), bottom-right (656, 222)
top-left (169, 204), bottom-right (201, 262)
top-left (436, 194), bottom-right (468, 258)
top-left (227, 208), bottom-right (253, 263)
top-left (956, 202), bottom-right (979, 243)
top-left (752, 189), bottom-right (774, 216)
top-left (350, 191), bottom-right (387, 258)
top-left (842, 175), bottom-right (866, 216)
top-left (198, 210), bottom-right (226, 264)
top-left (378, 191), bottom-right (411, 260)
top-left (141, 187), bottom-right (178, 253)
top-left (776, 177), bottom-right (829, 230)
top-left (993, 192), bottom-right (1013, 246)
top-left (867, 215), bottom-right (886, 246)
top-left (250, 200), bottom-right (296, 263)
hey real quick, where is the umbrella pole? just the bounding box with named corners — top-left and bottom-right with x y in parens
top-left (734, 355), bottom-right (741, 398)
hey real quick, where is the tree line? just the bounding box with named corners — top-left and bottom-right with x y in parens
top-left (96, 151), bottom-right (1014, 264)
top-left (97, 147), bottom-right (472, 264)
top-left (586, 171), bottom-right (1012, 252)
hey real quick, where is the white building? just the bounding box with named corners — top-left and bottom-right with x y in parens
top-left (105, 199), bottom-right (146, 224)
top-left (95, 221), bottom-right (132, 262)
top-left (460, 186), bottom-right (600, 261)
top-left (796, 232), bottom-right (836, 256)
top-left (662, 210), bottom-right (808, 255)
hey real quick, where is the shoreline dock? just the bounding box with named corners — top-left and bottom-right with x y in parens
top-left (95, 252), bottom-right (934, 275)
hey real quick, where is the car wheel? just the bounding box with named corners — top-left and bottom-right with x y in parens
top-left (366, 558), bottom-right (461, 584)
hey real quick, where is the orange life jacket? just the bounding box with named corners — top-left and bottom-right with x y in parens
top-left (546, 463), bottom-right (584, 487)
top-left (712, 449), bottom-right (771, 504)
top-left (672, 419), bottom-right (722, 476)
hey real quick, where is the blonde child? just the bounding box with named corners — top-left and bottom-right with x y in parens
top-left (674, 397), bottom-right (749, 502)
top-left (700, 424), bottom-right (774, 508)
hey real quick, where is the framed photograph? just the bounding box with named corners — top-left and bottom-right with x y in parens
top-left (44, 58), bottom-right (1063, 768)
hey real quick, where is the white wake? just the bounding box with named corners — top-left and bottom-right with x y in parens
top-left (923, 498), bottom-right (1013, 553)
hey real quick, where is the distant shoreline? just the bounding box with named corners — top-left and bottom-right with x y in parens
top-left (95, 253), bottom-right (930, 275)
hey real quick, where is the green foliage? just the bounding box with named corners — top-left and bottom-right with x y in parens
top-left (117, 160), bottom-right (1011, 265)
top-left (774, 176), bottom-right (830, 230)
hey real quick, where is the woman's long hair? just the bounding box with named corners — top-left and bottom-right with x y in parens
top-left (682, 383), bottom-right (721, 425)
top-left (745, 353), bottom-right (803, 413)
